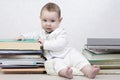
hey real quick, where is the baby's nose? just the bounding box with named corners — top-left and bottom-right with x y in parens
top-left (46, 22), bottom-right (51, 25)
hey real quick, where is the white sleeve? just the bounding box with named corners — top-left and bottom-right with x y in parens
top-left (22, 32), bottom-right (41, 40)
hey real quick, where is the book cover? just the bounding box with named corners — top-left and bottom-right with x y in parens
top-left (0, 58), bottom-right (45, 66)
top-left (1, 67), bottom-right (45, 74)
top-left (99, 69), bottom-right (120, 75)
top-left (0, 54), bottom-right (41, 59)
top-left (0, 39), bottom-right (41, 50)
top-left (98, 65), bottom-right (120, 69)
top-left (0, 50), bottom-right (42, 55)
top-left (87, 38), bottom-right (120, 46)
top-left (86, 45), bottom-right (120, 53)
top-left (82, 49), bottom-right (120, 60)
top-left (89, 59), bottom-right (120, 65)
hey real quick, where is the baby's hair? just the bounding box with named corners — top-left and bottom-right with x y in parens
top-left (40, 2), bottom-right (61, 18)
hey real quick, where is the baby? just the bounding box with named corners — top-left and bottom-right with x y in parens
top-left (16, 2), bottom-right (100, 79)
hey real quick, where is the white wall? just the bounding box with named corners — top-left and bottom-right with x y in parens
top-left (0, 0), bottom-right (120, 52)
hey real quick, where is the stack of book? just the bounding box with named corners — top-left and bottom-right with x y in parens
top-left (83, 38), bottom-right (120, 74)
top-left (0, 39), bottom-right (46, 74)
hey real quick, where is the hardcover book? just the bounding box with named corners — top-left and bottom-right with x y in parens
top-left (82, 49), bottom-right (120, 60)
top-left (86, 38), bottom-right (120, 53)
top-left (0, 39), bottom-right (41, 50)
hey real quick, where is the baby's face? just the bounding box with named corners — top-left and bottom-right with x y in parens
top-left (40, 9), bottom-right (62, 33)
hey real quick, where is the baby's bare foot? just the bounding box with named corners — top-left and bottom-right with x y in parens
top-left (88, 65), bottom-right (100, 79)
top-left (59, 67), bottom-right (73, 79)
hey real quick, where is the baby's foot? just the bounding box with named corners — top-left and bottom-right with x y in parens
top-left (88, 65), bottom-right (100, 79)
top-left (59, 67), bottom-right (73, 79)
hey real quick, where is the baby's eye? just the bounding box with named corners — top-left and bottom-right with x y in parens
top-left (51, 20), bottom-right (55, 22)
top-left (43, 19), bottom-right (47, 22)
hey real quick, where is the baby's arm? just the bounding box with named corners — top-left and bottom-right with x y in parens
top-left (15, 32), bottom-right (40, 41)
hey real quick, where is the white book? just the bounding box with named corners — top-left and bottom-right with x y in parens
top-left (0, 58), bottom-right (45, 66)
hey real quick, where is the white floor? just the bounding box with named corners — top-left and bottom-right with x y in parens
top-left (0, 74), bottom-right (119, 80)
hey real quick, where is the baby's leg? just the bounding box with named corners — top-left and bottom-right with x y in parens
top-left (80, 64), bottom-right (100, 79)
top-left (58, 67), bottom-right (73, 79)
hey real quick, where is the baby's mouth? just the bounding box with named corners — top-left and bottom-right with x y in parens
top-left (46, 28), bottom-right (53, 33)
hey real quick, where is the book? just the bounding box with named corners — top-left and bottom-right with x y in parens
top-left (0, 39), bottom-right (41, 50)
top-left (99, 65), bottom-right (120, 69)
top-left (90, 59), bottom-right (120, 69)
top-left (0, 50), bottom-right (42, 55)
top-left (1, 67), bottom-right (46, 74)
top-left (99, 69), bottom-right (120, 75)
top-left (0, 54), bottom-right (41, 59)
top-left (87, 38), bottom-right (120, 46)
top-left (1, 65), bottom-right (42, 69)
top-left (0, 58), bottom-right (45, 65)
top-left (90, 60), bottom-right (120, 69)
top-left (85, 45), bottom-right (120, 54)
top-left (86, 38), bottom-right (120, 54)
top-left (89, 59), bottom-right (120, 65)
top-left (82, 49), bottom-right (120, 60)
top-left (0, 58), bottom-right (45, 68)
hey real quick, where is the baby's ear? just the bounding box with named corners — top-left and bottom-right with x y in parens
top-left (59, 17), bottom-right (63, 22)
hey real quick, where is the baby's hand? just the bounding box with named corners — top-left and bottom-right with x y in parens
top-left (15, 35), bottom-right (25, 41)
top-left (38, 38), bottom-right (44, 51)
top-left (38, 38), bottom-right (44, 44)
